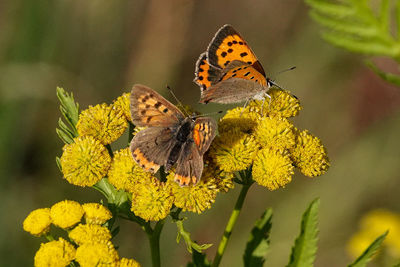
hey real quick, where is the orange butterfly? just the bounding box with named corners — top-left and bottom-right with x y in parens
top-left (194, 24), bottom-right (274, 105)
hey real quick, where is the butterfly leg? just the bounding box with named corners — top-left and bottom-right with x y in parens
top-left (240, 98), bottom-right (251, 117)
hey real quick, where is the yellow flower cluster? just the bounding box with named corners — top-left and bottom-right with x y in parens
top-left (60, 93), bottom-right (134, 187)
top-left (23, 200), bottom-right (141, 267)
top-left (347, 209), bottom-right (400, 259)
top-left (209, 89), bottom-right (329, 191)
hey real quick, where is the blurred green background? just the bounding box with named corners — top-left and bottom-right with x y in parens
top-left (1, 0), bottom-right (400, 266)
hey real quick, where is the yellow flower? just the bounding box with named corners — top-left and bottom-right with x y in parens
top-left (290, 130), bottom-right (330, 177)
top-left (23, 208), bottom-right (52, 236)
top-left (254, 116), bottom-right (296, 151)
top-left (347, 209), bottom-right (400, 259)
top-left (203, 158), bottom-right (235, 193)
top-left (113, 92), bottom-right (131, 122)
top-left (210, 129), bottom-right (258, 172)
top-left (267, 88), bottom-right (302, 118)
top-left (218, 106), bottom-right (259, 134)
top-left (75, 241), bottom-right (119, 267)
top-left (119, 258), bottom-right (141, 267)
top-left (82, 203), bottom-right (112, 225)
top-left (34, 238), bottom-right (75, 267)
top-left (252, 148), bottom-right (294, 190)
top-left (50, 200), bottom-right (84, 229)
top-left (69, 224), bottom-right (112, 245)
top-left (130, 176), bottom-right (174, 221)
top-left (61, 136), bottom-right (111, 187)
top-left (169, 173), bottom-right (219, 213)
top-left (77, 103), bottom-right (128, 145)
top-left (108, 148), bottom-right (152, 192)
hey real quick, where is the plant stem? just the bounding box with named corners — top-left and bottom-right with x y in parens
top-left (211, 183), bottom-right (252, 267)
top-left (146, 219), bottom-right (166, 267)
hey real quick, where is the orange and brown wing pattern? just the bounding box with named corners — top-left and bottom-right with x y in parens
top-left (130, 84), bottom-right (185, 127)
top-left (193, 117), bottom-right (217, 155)
top-left (220, 63), bottom-right (267, 86)
top-left (207, 24), bottom-right (266, 76)
top-left (194, 52), bottom-right (222, 92)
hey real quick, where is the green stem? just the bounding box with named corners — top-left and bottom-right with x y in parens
top-left (146, 219), bottom-right (166, 267)
top-left (211, 183), bottom-right (252, 267)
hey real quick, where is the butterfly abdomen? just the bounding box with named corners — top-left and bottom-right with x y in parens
top-left (166, 120), bottom-right (194, 170)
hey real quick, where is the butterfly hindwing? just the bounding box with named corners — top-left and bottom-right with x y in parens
top-left (174, 142), bottom-right (203, 186)
top-left (130, 127), bottom-right (176, 173)
top-left (207, 24), bottom-right (265, 76)
top-left (130, 84), bottom-right (185, 127)
top-left (192, 117), bottom-right (217, 155)
top-left (194, 52), bottom-right (223, 92)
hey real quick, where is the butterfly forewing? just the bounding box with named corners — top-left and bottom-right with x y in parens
top-left (130, 84), bottom-right (185, 127)
top-left (194, 52), bottom-right (222, 92)
top-left (207, 24), bottom-right (264, 76)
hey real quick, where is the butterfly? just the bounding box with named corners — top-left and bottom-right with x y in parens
top-left (194, 24), bottom-right (274, 106)
top-left (129, 84), bottom-right (217, 186)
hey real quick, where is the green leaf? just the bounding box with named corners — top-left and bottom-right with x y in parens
top-left (56, 87), bottom-right (79, 144)
top-left (347, 231), bottom-right (388, 267)
top-left (243, 208), bottom-right (273, 267)
top-left (55, 157), bottom-right (62, 172)
top-left (187, 250), bottom-right (211, 267)
top-left (305, 0), bottom-right (354, 18)
top-left (366, 61), bottom-right (400, 86)
top-left (286, 198), bottom-right (320, 267)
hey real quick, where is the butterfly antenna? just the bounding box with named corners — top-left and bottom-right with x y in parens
top-left (166, 85), bottom-right (190, 117)
top-left (192, 110), bottom-right (223, 118)
top-left (276, 66), bottom-right (296, 75)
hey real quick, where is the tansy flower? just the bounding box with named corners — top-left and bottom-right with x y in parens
top-left (218, 106), bottom-right (260, 134)
top-left (168, 173), bottom-right (219, 213)
top-left (252, 148), bottom-right (294, 190)
top-left (113, 92), bottom-right (131, 122)
top-left (119, 258), bottom-right (141, 267)
top-left (60, 136), bottom-right (111, 187)
top-left (75, 241), bottom-right (119, 267)
top-left (347, 209), bottom-right (400, 259)
top-left (290, 130), bottom-right (330, 177)
top-left (254, 116), bottom-right (296, 151)
top-left (266, 88), bottom-right (302, 118)
top-left (210, 129), bottom-right (258, 172)
top-left (69, 224), bottom-right (112, 245)
top-left (23, 208), bottom-right (52, 236)
top-left (108, 148), bottom-right (152, 192)
top-left (203, 158), bottom-right (235, 193)
top-left (50, 200), bottom-right (84, 229)
top-left (34, 238), bottom-right (75, 267)
top-left (76, 103), bottom-right (128, 145)
top-left (130, 176), bottom-right (174, 221)
top-left (82, 203), bottom-right (112, 225)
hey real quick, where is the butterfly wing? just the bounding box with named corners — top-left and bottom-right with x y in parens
top-left (173, 117), bottom-right (216, 186)
top-left (130, 127), bottom-right (176, 173)
top-left (130, 84), bottom-right (185, 127)
top-left (200, 61), bottom-right (267, 103)
top-left (194, 52), bottom-right (223, 93)
top-left (206, 24), bottom-right (266, 76)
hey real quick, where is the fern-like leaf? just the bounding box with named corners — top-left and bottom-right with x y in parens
top-left (286, 198), bottom-right (320, 267)
top-left (56, 87), bottom-right (79, 144)
top-left (347, 231), bottom-right (388, 267)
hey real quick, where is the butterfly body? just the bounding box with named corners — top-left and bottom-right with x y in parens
top-left (194, 25), bottom-right (272, 104)
top-left (130, 84), bottom-right (216, 186)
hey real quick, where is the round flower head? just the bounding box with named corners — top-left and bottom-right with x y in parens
top-left (119, 258), bottom-right (141, 267)
top-left (252, 148), bottom-right (294, 190)
top-left (218, 106), bottom-right (260, 134)
top-left (75, 241), bottom-right (119, 267)
top-left (130, 176), bottom-right (174, 221)
top-left (82, 203), bottom-right (112, 225)
top-left (76, 103), bottom-right (128, 145)
top-left (69, 224), bottom-right (112, 245)
top-left (23, 208), bottom-right (52, 236)
top-left (34, 238), bottom-right (75, 267)
top-left (108, 148), bottom-right (153, 192)
top-left (203, 158), bottom-right (235, 193)
top-left (113, 92), bottom-right (131, 122)
top-left (254, 116), bottom-right (296, 151)
top-left (267, 88), bottom-right (302, 118)
top-left (290, 130), bottom-right (330, 177)
top-left (168, 173), bottom-right (219, 214)
top-left (210, 129), bottom-right (258, 172)
top-left (50, 200), bottom-right (84, 229)
top-left (61, 136), bottom-right (111, 187)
